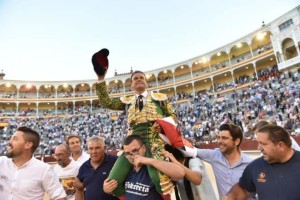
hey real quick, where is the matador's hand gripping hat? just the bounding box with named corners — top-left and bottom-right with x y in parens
top-left (92, 48), bottom-right (109, 76)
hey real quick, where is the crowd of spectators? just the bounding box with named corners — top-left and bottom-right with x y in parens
top-left (0, 67), bottom-right (299, 156)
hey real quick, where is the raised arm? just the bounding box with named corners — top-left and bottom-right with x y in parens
top-left (95, 81), bottom-right (125, 110)
top-left (163, 151), bottom-right (201, 185)
top-left (92, 48), bottom-right (125, 111)
top-left (133, 155), bottom-right (185, 181)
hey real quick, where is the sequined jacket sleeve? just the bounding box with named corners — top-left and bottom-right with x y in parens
top-left (95, 82), bottom-right (125, 110)
top-left (161, 100), bottom-right (177, 121)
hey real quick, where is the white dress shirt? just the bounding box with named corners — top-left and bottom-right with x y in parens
top-left (71, 151), bottom-right (89, 166)
top-left (0, 156), bottom-right (66, 200)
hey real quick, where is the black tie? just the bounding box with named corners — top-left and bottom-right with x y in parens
top-left (138, 95), bottom-right (143, 111)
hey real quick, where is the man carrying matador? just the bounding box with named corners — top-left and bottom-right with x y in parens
top-left (92, 49), bottom-right (196, 200)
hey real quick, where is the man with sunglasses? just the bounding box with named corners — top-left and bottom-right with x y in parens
top-left (103, 135), bottom-right (185, 199)
top-left (196, 123), bottom-right (255, 199)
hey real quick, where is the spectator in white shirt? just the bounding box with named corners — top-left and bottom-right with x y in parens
top-left (66, 135), bottom-right (89, 165)
top-left (54, 144), bottom-right (80, 200)
top-left (0, 126), bottom-right (66, 200)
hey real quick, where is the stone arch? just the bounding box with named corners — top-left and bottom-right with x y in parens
top-left (282, 37), bottom-right (298, 60)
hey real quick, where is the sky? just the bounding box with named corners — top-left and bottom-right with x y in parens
top-left (0, 0), bottom-right (299, 81)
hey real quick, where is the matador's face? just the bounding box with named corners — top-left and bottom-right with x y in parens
top-left (131, 72), bottom-right (148, 93)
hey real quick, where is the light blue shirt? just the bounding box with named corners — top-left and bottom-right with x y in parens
top-left (196, 148), bottom-right (254, 199)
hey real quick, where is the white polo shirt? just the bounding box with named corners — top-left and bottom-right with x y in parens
top-left (71, 151), bottom-right (89, 166)
top-left (0, 156), bottom-right (66, 200)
